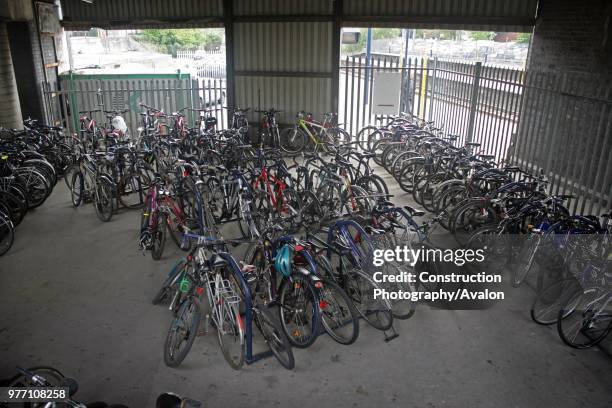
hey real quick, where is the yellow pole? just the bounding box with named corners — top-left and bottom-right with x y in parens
top-left (419, 58), bottom-right (428, 120)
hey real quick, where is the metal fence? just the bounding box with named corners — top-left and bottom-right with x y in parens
top-left (196, 64), bottom-right (226, 79)
top-left (42, 73), bottom-right (228, 136)
top-left (175, 49), bottom-right (226, 79)
top-left (40, 63), bottom-right (610, 214)
top-left (340, 55), bottom-right (610, 213)
top-left (339, 55), bottom-right (524, 161)
top-left (507, 71), bottom-right (612, 215)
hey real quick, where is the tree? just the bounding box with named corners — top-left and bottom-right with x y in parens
top-left (372, 28), bottom-right (401, 40)
top-left (139, 29), bottom-right (210, 53)
top-left (469, 31), bottom-right (496, 41)
top-left (516, 33), bottom-right (531, 44)
top-left (202, 31), bottom-right (223, 51)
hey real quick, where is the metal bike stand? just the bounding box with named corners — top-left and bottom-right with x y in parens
top-left (383, 324), bottom-right (399, 342)
top-left (220, 251), bottom-right (276, 365)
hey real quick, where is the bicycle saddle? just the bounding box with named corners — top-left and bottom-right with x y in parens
top-left (403, 206), bottom-right (425, 217)
top-left (355, 151), bottom-right (376, 159)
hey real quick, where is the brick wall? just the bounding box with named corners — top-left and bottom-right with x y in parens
top-left (527, 0), bottom-right (612, 74)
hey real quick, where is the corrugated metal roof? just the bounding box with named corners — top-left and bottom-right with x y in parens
top-left (342, 0), bottom-right (537, 31)
top-left (60, 0), bottom-right (223, 29)
top-left (234, 22), bottom-right (332, 73)
top-left (343, 0), bottom-right (536, 17)
top-left (233, 0), bottom-right (332, 16)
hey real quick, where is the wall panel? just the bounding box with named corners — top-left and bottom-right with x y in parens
top-left (234, 22), bottom-right (332, 73)
top-left (233, 0), bottom-right (332, 16)
top-left (235, 76), bottom-right (331, 124)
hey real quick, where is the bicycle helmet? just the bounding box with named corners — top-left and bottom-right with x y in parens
top-left (274, 244), bottom-right (293, 278)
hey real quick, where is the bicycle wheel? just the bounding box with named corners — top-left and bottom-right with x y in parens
top-left (378, 261), bottom-right (417, 320)
top-left (215, 273), bottom-right (245, 370)
top-left (512, 233), bottom-right (542, 287)
top-left (237, 194), bottom-right (260, 239)
top-left (0, 214), bottom-right (14, 257)
top-left (256, 308), bottom-right (295, 370)
top-left (356, 125), bottom-right (377, 151)
top-left (15, 168), bottom-right (51, 209)
top-left (278, 274), bottom-right (320, 348)
top-left (341, 185), bottom-right (373, 217)
top-left (151, 212), bottom-right (167, 260)
top-left (93, 178), bottom-right (115, 222)
top-left (366, 130), bottom-right (386, 152)
top-left (355, 175), bottom-right (386, 197)
top-left (557, 287), bottom-right (612, 348)
top-left (118, 171), bottom-right (150, 209)
top-left (279, 127), bottom-right (306, 154)
top-left (344, 268), bottom-right (393, 330)
top-left (164, 297), bottom-right (201, 367)
top-left (0, 190), bottom-right (27, 226)
top-left (71, 170), bottom-right (84, 207)
top-left (63, 163), bottom-right (79, 189)
top-left (277, 187), bottom-right (302, 231)
top-left (531, 277), bottom-right (581, 325)
top-left (318, 278), bottom-right (360, 345)
top-left (450, 200), bottom-right (499, 246)
top-left (166, 214), bottom-right (192, 251)
top-left (299, 191), bottom-right (323, 226)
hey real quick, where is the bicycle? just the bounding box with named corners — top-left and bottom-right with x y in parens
top-left (279, 111), bottom-right (349, 154)
top-left (163, 234), bottom-right (246, 370)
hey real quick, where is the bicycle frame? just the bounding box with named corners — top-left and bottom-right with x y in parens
top-left (297, 117), bottom-right (335, 148)
top-left (326, 219), bottom-right (371, 268)
top-left (254, 165), bottom-right (288, 210)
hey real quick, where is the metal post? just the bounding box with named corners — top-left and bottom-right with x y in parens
top-left (400, 29), bottom-right (409, 113)
top-left (223, 0), bottom-right (235, 115)
top-left (363, 27), bottom-right (372, 104)
top-left (466, 61), bottom-right (482, 143)
top-left (331, 0), bottom-right (342, 115)
top-left (428, 57), bottom-right (438, 122)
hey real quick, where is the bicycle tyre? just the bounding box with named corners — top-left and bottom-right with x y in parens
top-left (256, 308), bottom-right (295, 370)
top-left (163, 297), bottom-right (201, 367)
top-left (318, 278), bottom-right (360, 345)
top-left (278, 274), bottom-right (320, 349)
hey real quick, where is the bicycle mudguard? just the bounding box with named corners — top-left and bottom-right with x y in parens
top-left (98, 173), bottom-right (116, 186)
top-left (432, 178), bottom-right (464, 191)
top-left (403, 156), bottom-right (426, 166)
top-left (215, 252), bottom-right (249, 293)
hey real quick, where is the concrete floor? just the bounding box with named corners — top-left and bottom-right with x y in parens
top-left (1, 173), bottom-right (611, 408)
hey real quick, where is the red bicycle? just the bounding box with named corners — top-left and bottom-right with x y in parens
top-left (251, 153), bottom-right (302, 230)
top-left (140, 174), bottom-right (193, 260)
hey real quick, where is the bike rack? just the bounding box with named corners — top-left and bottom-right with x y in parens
top-left (218, 252), bottom-right (276, 365)
top-left (383, 324), bottom-right (400, 342)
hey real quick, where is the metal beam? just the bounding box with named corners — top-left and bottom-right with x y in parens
top-left (223, 0), bottom-right (235, 112)
top-left (331, 0), bottom-right (342, 118)
top-left (343, 16), bottom-right (535, 30)
top-left (232, 14), bottom-right (333, 23)
top-left (60, 18), bottom-right (225, 30)
top-left (234, 70), bottom-right (333, 79)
